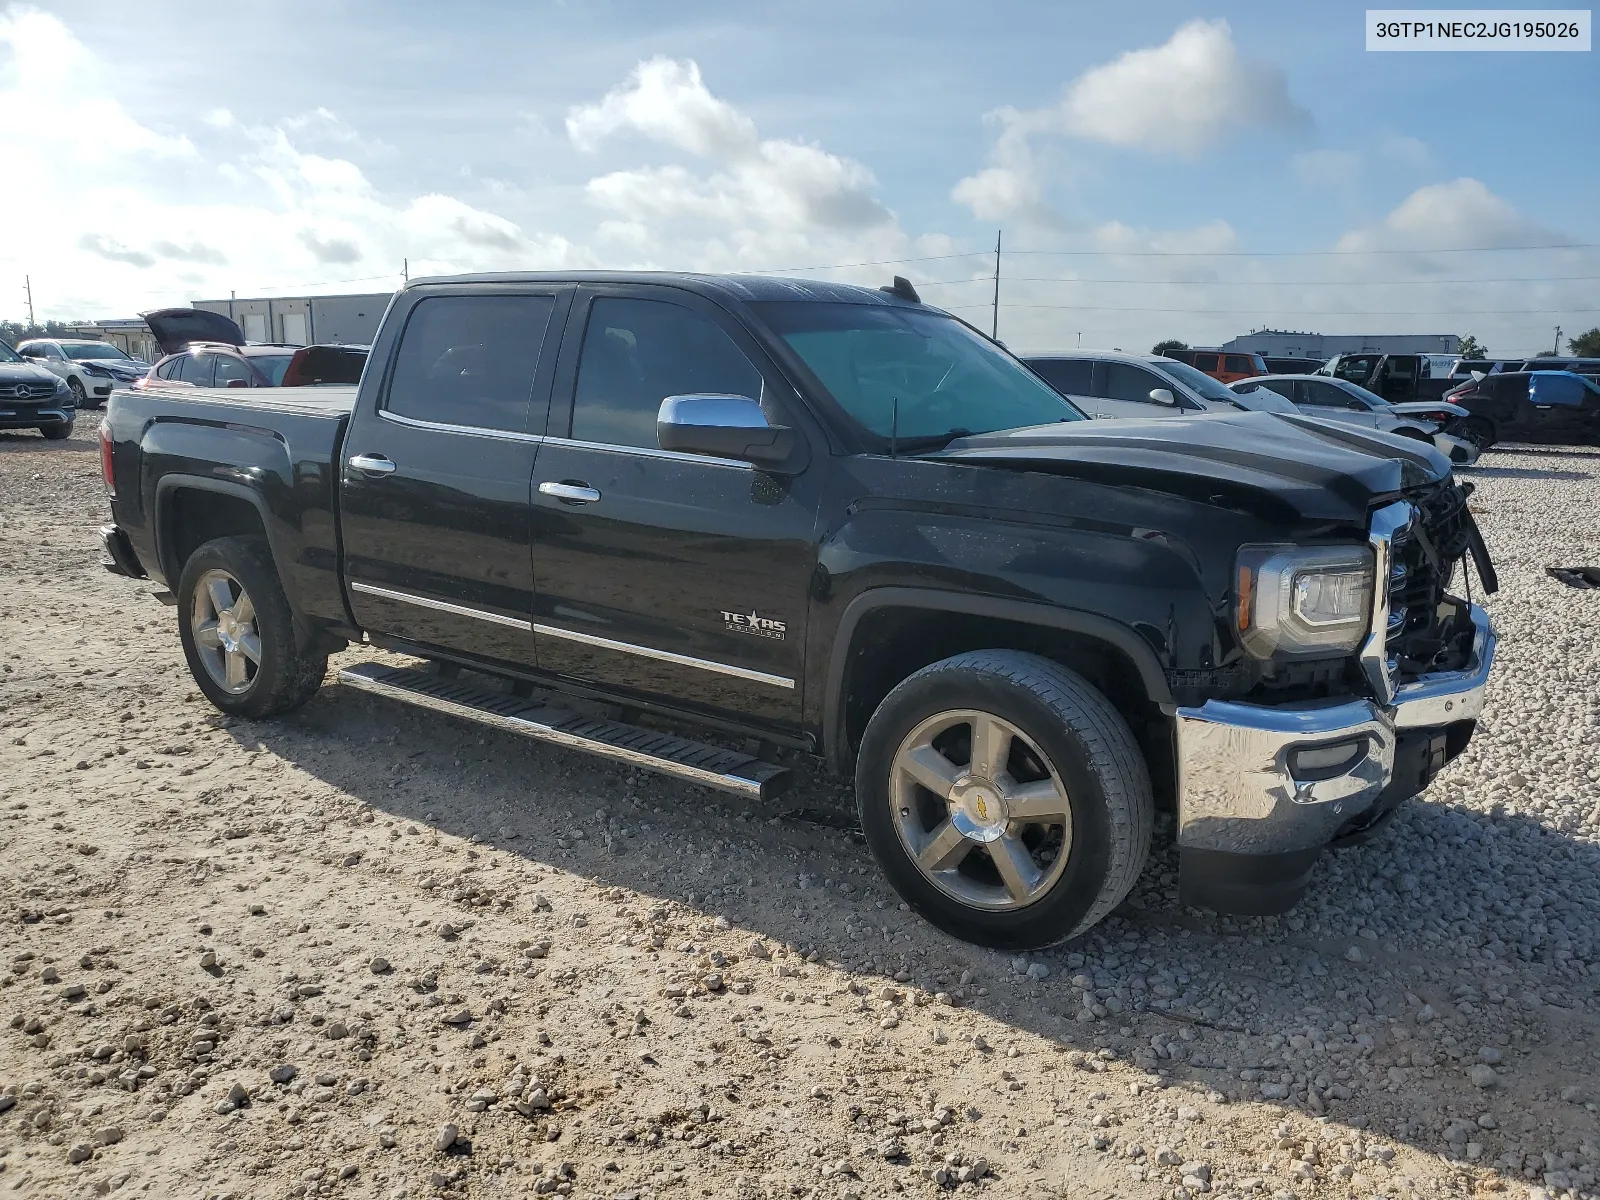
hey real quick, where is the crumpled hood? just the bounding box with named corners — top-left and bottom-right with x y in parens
top-left (931, 410), bottom-right (1448, 524)
top-left (1388, 401), bottom-right (1469, 419)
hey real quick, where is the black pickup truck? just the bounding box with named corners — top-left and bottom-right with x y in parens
top-left (98, 272), bottom-right (1499, 950)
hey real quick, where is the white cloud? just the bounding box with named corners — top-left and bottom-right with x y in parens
top-left (1058, 19), bottom-right (1308, 156)
top-left (567, 58), bottom-right (757, 158)
top-left (953, 20), bottom-right (1307, 220)
top-left (0, 9), bottom-right (584, 317)
top-left (1335, 177), bottom-right (1568, 256)
top-left (565, 56), bottom-right (934, 275)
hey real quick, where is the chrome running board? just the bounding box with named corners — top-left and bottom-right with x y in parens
top-left (338, 662), bottom-right (790, 801)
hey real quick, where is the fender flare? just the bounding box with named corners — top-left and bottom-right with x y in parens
top-left (823, 586), bottom-right (1173, 774)
top-left (153, 474), bottom-right (277, 587)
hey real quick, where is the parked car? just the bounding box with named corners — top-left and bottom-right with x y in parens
top-left (1157, 347), bottom-right (1266, 383)
top-left (15, 339), bottom-right (117, 409)
top-left (99, 270), bottom-right (1498, 950)
top-left (1232, 374), bottom-right (1478, 465)
top-left (135, 308), bottom-right (368, 390)
top-left (1027, 349), bottom-right (1335, 420)
top-left (1513, 357), bottom-right (1600, 377)
top-left (0, 339), bottom-right (76, 439)
top-left (1318, 353), bottom-right (1461, 403)
top-left (1263, 356), bottom-right (1325, 375)
top-left (1448, 359), bottom-right (1527, 381)
top-left (1442, 370), bottom-right (1600, 449)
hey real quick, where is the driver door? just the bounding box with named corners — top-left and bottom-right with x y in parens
top-left (527, 286), bottom-right (819, 728)
top-left (1088, 360), bottom-right (1192, 419)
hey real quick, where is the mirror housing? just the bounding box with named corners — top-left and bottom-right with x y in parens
top-left (1148, 388), bottom-right (1178, 407)
top-left (657, 395), bottom-right (796, 468)
top-left (226, 378), bottom-right (249, 389)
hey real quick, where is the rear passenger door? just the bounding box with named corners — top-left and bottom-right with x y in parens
top-left (339, 286), bottom-right (570, 670)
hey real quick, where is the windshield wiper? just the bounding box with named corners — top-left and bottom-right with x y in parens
top-left (892, 428), bottom-right (973, 453)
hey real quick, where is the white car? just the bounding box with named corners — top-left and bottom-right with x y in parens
top-left (1232, 374), bottom-right (1478, 466)
top-left (1020, 349), bottom-right (1301, 420)
top-left (16, 339), bottom-right (149, 409)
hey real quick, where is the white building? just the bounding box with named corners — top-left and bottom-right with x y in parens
top-left (191, 293), bottom-right (394, 346)
top-left (1220, 330), bottom-right (1461, 358)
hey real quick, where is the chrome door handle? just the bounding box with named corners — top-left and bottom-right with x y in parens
top-left (348, 453), bottom-right (396, 476)
top-left (539, 481), bottom-right (601, 504)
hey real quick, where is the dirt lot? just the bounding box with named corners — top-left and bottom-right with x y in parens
top-left (1, 413), bottom-right (1598, 1200)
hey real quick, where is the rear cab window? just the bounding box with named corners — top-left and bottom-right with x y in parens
top-left (384, 295), bottom-right (557, 433)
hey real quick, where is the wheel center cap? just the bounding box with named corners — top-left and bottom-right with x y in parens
top-left (949, 775), bottom-right (1008, 843)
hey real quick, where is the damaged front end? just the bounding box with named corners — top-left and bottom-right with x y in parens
top-left (1172, 478), bottom-right (1498, 915)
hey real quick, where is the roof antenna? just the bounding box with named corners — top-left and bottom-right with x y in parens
top-left (889, 396), bottom-right (899, 459)
top-left (879, 276), bottom-right (921, 304)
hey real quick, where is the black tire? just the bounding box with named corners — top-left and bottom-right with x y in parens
top-left (855, 650), bottom-right (1153, 951)
top-left (40, 421), bottom-right (73, 441)
top-left (176, 535), bottom-right (327, 718)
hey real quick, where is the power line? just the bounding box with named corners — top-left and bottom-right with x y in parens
top-left (941, 302), bottom-right (1600, 316)
top-left (914, 273), bottom-right (1600, 288)
top-left (998, 242), bottom-right (1598, 258)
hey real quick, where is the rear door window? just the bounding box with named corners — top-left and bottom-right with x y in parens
top-left (1098, 362), bottom-right (1171, 405)
top-left (1027, 358), bottom-right (1095, 395)
top-left (212, 356), bottom-right (252, 387)
top-left (1223, 355), bottom-right (1253, 374)
top-left (570, 297), bottom-right (763, 449)
top-left (1192, 353), bottom-right (1219, 372)
top-left (178, 354), bottom-right (214, 386)
top-left (384, 295), bottom-right (557, 433)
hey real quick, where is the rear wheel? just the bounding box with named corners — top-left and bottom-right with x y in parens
top-left (177, 536), bottom-right (327, 718)
top-left (855, 650), bottom-right (1152, 950)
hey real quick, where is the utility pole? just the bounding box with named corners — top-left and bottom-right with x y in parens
top-left (1553, 325), bottom-right (1562, 355)
top-left (24, 275), bottom-right (35, 329)
top-left (403, 258), bottom-right (409, 284)
top-left (991, 231), bottom-right (1001, 340)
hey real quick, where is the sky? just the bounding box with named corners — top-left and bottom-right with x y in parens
top-left (3, 1), bottom-right (1597, 355)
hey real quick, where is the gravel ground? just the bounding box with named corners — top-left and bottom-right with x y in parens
top-left (1, 414), bottom-right (1597, 1200)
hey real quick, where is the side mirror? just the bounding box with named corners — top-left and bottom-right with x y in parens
top-left (1148, 388), bottom-right (1177, 406)
top-left (226, 378), bottom-right (249, 388)
top-left (657, 395), bottom-right (796, 467)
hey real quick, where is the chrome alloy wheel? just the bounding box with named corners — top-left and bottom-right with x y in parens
top-left (191, 569), bottom-right (262, 694)
top-left (889, 709), bottom-right (1073, 912)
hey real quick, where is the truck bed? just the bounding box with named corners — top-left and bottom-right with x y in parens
top-left (130, 384), bottom-right (357, 418)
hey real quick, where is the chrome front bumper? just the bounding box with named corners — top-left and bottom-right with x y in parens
top-left (1174, 601), bottom-right (1494, 857)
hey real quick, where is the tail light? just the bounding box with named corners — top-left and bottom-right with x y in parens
top-left (99, 423), bottom-right (115, 497)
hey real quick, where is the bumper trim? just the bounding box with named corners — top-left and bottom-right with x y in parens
top-left (1175, 600), bottom-right (1494, 861)
top-left (99, 524), bottom-right (145, 579)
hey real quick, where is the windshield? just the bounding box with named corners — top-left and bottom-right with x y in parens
top-left (251, 354), bottom-right (295, 386)
top-left (756, 302), bottom-right (1084, 446)
top-left (59, 341), bottom-right (131, 360)
top-left (1148, 357), bottom-right (1246, 406)
top-left (0, 341), bottom-right (20, 363)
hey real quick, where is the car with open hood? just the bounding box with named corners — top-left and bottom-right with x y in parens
top-left (135, 308), bottom-right (368, 390)
top-left (98, 272), bottom-right (1498, 951)
top-left (0, 339), bottom-right (77, 439)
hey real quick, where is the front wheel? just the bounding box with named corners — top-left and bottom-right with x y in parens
top-left (855, 650), bottom-right (1153, 951)
top-left (40, 421), bottom-right (73, 441)
top-left (67, 378), bottom-right (88, 408)
top-left (176, 536), bottom-right (327, 718)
